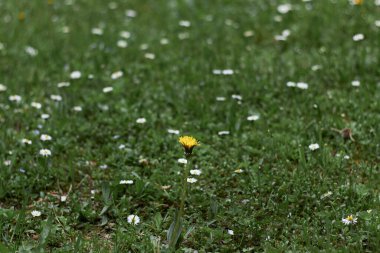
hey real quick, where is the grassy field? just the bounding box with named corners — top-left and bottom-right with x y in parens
top-left (1, 0), bottom-right (380, 252)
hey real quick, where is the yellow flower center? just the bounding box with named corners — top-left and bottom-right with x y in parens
top-left (347, 215), bottom-right (353, 221)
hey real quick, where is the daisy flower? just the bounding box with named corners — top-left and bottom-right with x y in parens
top-left (119, 31), bottom-right (131, 39)
top-left (308, 143), bottom-right (319, 151)
top-left (91, 27), bottom-right (103, 35)
top-left (127, 214), bottom-right (140, 225)
top-left (41, 114), bottom-right (50, 120)
top-left (50, 95), bottom-right (62, 101)
top-left (25, 46), bottom-right (38, 57)
top-left (136, 118), bottom-right (146, 124)
top-left (40, 134), bottom-right (52, 141)
top-left (103, 87), bottom-right (113, 93)
top-left (342, 215), bottom-right (357, 225)
top-left (352, 33), bottom-right (364, 41)
top-left (57, 82), bottom-right (70, 88)
top-left (31, 102), bottom-right (42, 109)
top-left (70, 71), bottom-right (81, 79)
top-left (39, 149), bottom-right (51, 157)
top-left (111, 71), bottom-right (123, 80)
top-left (167, 129), bottom-right (180, 135)
top-left (227, 229), bottom-right (234, 235)
top-left (351, 80), bottom-right (360, 87)
top-left (179, 20), bottom-right (191, 27)
top-left (21, 138), bottom-right (32, 145)
top-left (73, 106), bottom-right (82, 112)
top-left (187, 178), bottom-right (197, 183)
top-left (179, 136), bottom-right (199, 155)
top-left (31, 210), bottom-right (42, 217)
top-left (177, 158), bottom-right (187, 164)
top-left (9, 95), bottom-right (22, 103)
top-left (117, 40), bottom-right (128, 48)
top-left (0, 84), bottom-right (7, 92)
top-left (218, 131), bottom-right (230, 136)
top-left (120, 180), bottom-right (134, 185)
top-left (247, 114), bottom-right (260, 121)
top-left (190, 169), bottom-right (201, 175)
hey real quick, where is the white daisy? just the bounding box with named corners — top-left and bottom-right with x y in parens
top-left (212, 69), bottom-right (222, 75)
top-left (120, 180), bottom-right (134, 185)
top-left (308, 143), bottom-right (320, 151)
top-left (160, 38), bottom-right (169, 45)
top-left (179, 20), bottom-right (191, 27)
top-left (31, 210), bottom-right (42, 217)
top-left (375, 20), bottom-right (380, 27)
top-left (40, 134), bottom-right (52, 141)
top-left (50, 95), bottom-right (62, 101)
top-left (9, 95), bottom-right (22, 103)
top-left (222, 69), bottom-right (234, 75)
top-left (216, 96), bottom-right (226, 101)
top-left (39, 149), bottom-right (51, 157)
top-left (126, 9), bottom-right (137, 18)
top-left (21, 138), bottom-right (32, 145)
top-left (178, 158), bottom-right (187, 164)
top-left (73, 106), bottom-right (82, 112)
top-left (31, 102), bottom-right (42, 109)
top-left (286, 81), bottom-right (296, 87)
top-left (119, 31), bottom-right (131, 39)
top-left (57, 82), bottom-right (70, 88)
top-left (277, 4), bottom-right (292, 14)
top-left (187, 178), bottom-right (197, 183)
top-left (91, 27), bottom-right (103, 35)
top-left (4, 160), bottom-right (11, 166)
top-left (103, 87), bottom-right (113, 93)
top-left (296, 82), bottom-right (309, 89)
top-left (136, 118), bottom-right (146, 124)
top-left (247, 114), bottom-right (260, 121)
top-left (41, 114), bottom-right (50, 120)
top-left (144, 53), bottom-right (155, 60)
top-left (117, 40), bottom-right (128, 48)
top-left (342, 215), bottom-right (357, 225)
top-left (0, 84), bottom-right (7, 92)
top-left (190, 169), bottom-right (201, 176)
top-left (227, 229), bottom-right (234, 235)
top-left (218, 131), bottom-right (230, 136)
top-left (99, 164), bottom-right (108, 170)
top-left (244, 30), bottom-right (254, 37)
top-left (167, 129), bottom-right (180, 135)
top-left (60, 195), bottom-right (67, 202)
top-left (231, 94), bottom-right (242, 100)
top-left (70, 71), bottom-right (81, 79)
top-left (127, 214), bottom-right (140, 225)
top-left (118, 144), bottom-right (126, 150)
top-left (111, 71), bottom-right (123, 80)
top-left (351, 80), bottom-right (360, 87)
top-left (352, 33), bottom-right (364, 41)
top-left (234, 169), bottom-right (244, 173)
top-left (25, 46), bottom-right (38, 57)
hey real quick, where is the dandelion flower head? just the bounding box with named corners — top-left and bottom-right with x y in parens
top-left (179, 136), bottom-right (199, 155)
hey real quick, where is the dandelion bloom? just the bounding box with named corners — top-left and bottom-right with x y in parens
top-left (342, 215), bottom-right (357, 225)
top-left (179, 136), bottom-right (199, 155)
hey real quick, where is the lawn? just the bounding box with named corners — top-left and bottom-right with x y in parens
top-left (0, 0), bottom-right (379, 252)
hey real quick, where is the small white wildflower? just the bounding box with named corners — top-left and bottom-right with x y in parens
top-left (351, 80), bottom-right (360, 87)
top-left (231, 94), bottom-right (242, 100)
top-left (41, 114), bottom-right (50, 120)
top-left (247, 114), bottom-right (260, 121)
top-left (119, 31), bottom-right (131, 39)
top-left (31, 102), bottom-right (42, 109)
top-left (352, 33), bottom-right (364, 41)
top-left (73, 106), bottom-right (82, 112)
top-left (50, 95), bottom-right (62, 101)
top-left (126, 9), bottom-right (137, 18)
top-left (70, 71), bottom-right (81, 79)
top-left (216, 96), bottom-right (226, 101)
top-left (120, 180), bottom-right (134, 185)
top-left (9, 95), bottom-right (22, 103)
top-left (187, 178), bottom-right (197, 183)
top-left (0, 42), bottom-right (4, 50)
top-left (277, 4), bottom-right (292, 14)
top-left (375, 20), bottom-right (380, 28)
top-left (4, 160), bottom-right (11, 166)
top-left (140, 44), bottom-right (149, 50)
top-left (160, 38), bottom-right (169, 45)
top-left (144, 53), bottom-right (155, 60)
top-left (40, 134), bottom-right (52, 141)
top-left (244, 30), bottom-right (254, 37)
top-left (190, 169), bottom-right (202, 176)
top-left (60, 195), bottom-right (67, 202)
top-left (57, 82), bottom-right (70, 88)
top-left (21, 138), bottom-right (32, 145)
top-left (311, 65), bottom-right (322, 71)
top-left (117, 40), bottom-right (128, 48)
top-left (111, 71), bottom-right (123, 80)
top-left (103, 87), bottom-right (113, 93)
top-left (179, 20), bottom-right (191, 27)
top-left (136, 118), bottom-right (146, 124)
top-left (167, 129), bottom-right (180, 135)
top-left (31, 210), bottom-right (42, 217)
top-left (309, 143), bottom-right (320, 151)
top-left (343, 155), bottom-right (350, 160)
top-left (178, 158), bottom-right (187, 164)
top-left (296, 82), bottom-right (309, 89)
top-left (118, 144), bottom-right (126, 150)
top-left (286, 81), bottom-right (296, 87)
top-left (213, 69), bottom-right (222, 75)
top-left (91, 27), bottom-right (103, 35)
top-left (0, 84), bottom-right (7, 92)
top-left (227, 229), bottom-right (234, 235)
top-left (234, 169), bottom-right (244, 173)
top-left (127, 214), bottom-right (140, 225)
top-left (61, 26), bottom-right (70, 33)
top-left (178, 32), bottom-right (190, 40)
top-left (99, 164), bottom-right (108, 170)
top-left (342, 215), bottom-right (357, 225)
top-left (25, 46), bottom-right (38, 57)
top-left (222, 69), bottom-right (234, 75)
top-left (218, 131), bottom-right (230, 136)
top-left (39, 149), bottom-right (51, 157)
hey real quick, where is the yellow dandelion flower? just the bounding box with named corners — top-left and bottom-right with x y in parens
top-left (179, 136), bottom-right (199, 155)
top-left (353, 0), bottom-right (363, 5)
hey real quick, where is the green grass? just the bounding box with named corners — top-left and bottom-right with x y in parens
top-left (0, 0), bottom-right (379, 252)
